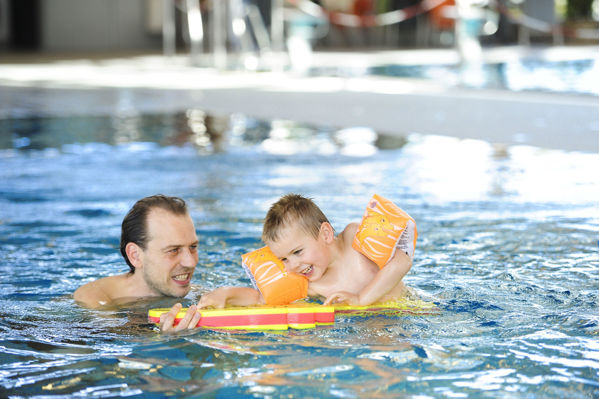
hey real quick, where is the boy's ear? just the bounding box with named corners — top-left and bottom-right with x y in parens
top-left (319, 222), bottom-right (334, 243)
top-left (125, 242), bottom-right (144, 270)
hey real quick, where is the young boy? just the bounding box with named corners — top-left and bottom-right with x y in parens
top-left (198, 194), bottom-right (413, 308)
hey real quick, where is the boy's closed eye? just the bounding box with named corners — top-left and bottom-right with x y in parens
top-left (280, 248), bottom-right (302, 262)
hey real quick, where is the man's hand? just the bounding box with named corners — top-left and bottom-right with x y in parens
top-left (323, 291), bottom-right (360, 306)
top-left (159, 303), bottom-right (201, 332)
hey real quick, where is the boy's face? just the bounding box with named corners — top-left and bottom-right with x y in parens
top-left (267, 221), bottom-right (331, 282)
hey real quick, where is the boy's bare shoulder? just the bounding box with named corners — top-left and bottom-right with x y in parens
top-left (340, 222), bottom-right (360, 243)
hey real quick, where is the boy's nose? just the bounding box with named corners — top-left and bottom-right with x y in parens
top-left (287, 258), bottom-right (300, 272)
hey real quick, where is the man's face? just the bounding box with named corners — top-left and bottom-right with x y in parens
top-left (139, 208), bottom-right (199, 298)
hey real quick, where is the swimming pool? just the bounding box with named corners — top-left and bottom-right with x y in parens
top-left (370, 58), bottom-right (599, 96)
top-left (1, 98), bottom-right (598, 397)
top-left (311, 56), bottom-right (599, 96)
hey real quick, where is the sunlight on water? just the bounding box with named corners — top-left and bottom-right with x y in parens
top-left (402, 134), bottom-right (599, 205)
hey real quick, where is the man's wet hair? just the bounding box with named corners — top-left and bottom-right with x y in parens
top-left (120, 194), bottom-right (188, 273)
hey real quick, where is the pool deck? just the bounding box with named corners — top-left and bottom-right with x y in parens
top-left (1, 45), bottom-right (598, 153)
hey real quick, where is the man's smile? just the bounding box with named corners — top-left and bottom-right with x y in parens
top-left (172, 272), bottom-right (192, 284)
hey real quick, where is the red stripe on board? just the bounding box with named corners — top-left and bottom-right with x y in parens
top-left (287, 312), bottom-right (315, 325)
top-left (315, 311), bottom-right (335, 324)
top-left (199, 312), bottom-right (288, 327)
top-left (151, 310), bottom-right (335, 328)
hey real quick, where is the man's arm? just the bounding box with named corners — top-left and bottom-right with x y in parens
top-left (74, 276), bottom-right (195, 333)
top-left (73, 279), bottom-right (113, 309)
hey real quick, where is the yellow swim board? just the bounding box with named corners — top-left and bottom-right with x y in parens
top-left (148, 297), bottom-right (439, 331)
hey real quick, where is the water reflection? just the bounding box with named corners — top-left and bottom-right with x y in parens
top-left (4, 109), bottom-right (597, 210)
top-left (367, 58), bottom-right (599, 95)
top-left (1, 111), bottom-right (409, 156)
top-left (113, 111), bottom-right (142, 144)
top-left (1, 111), bottom-right (230, 154)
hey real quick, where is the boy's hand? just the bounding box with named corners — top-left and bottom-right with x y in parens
top-left (159, 303), bottom-right (202, 332)
top-left (198, 287), bottom-right (263, 309)
top-left (198, 291), bottom-right (227, 309)
top-left (323, 291), bottom-right (360, 306)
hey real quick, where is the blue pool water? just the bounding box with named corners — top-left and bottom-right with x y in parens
top-left (1, 100), bottom-right (598, 398)
top-left (314, 57), bottom-right (599, 96)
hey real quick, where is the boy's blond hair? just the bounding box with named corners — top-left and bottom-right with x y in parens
top-left (262, 194), bottom-right (331, 243)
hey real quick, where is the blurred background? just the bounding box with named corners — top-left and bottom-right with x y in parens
top-left (1, 1), bottom-right (598, 60)
top-left (1, 4), bottom-right (598, 397)
top-left (1, 0), bottom-right (598, 152)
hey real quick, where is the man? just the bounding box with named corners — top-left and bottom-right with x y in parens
top-left (74, 194), bottom-right (202, 332)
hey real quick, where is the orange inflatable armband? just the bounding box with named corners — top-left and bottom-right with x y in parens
top-left (352, 194), bottom-right (417, 269)
top-left (241, 246), bottom-right (308, 305)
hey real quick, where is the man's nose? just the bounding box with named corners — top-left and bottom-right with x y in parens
top-left (182, 248), bottom-right (198, 267)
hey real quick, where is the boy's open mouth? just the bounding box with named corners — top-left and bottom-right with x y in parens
top-left (300, 265), bottom-right (313, 276)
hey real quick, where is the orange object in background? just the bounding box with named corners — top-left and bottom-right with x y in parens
top-left (429, 0), bottom-right (456, 30)
top-left (352, 0), bottom-right (374, 15)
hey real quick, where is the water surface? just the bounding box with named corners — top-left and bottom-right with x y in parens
top-left (0, 105), bottom-right (598, 398)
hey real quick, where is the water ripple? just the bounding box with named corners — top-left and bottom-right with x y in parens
top-left (1, 114), bottom-right (599, 397)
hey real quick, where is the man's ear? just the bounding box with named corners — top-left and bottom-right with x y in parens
top-left (125, 242), bottom-right (144, 270)
top-left (319, 222), bottom-right (334, 243)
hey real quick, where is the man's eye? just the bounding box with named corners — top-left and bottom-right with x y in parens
top-left (169, 248), bottom-right (180, 254)
top-left (190, 244), bottom-right (198, 252)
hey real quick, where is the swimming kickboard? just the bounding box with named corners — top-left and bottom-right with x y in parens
top-left (148, 298), bottom-right (439, 331)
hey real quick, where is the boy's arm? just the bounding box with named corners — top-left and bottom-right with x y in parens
top-left (324, 250), bottom-right (412, 306)
top-left (198, 286), bottom-right (264, 309)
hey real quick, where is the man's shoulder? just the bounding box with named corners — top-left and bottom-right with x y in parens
top-left (74, 274), bottom-right (127, 309)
